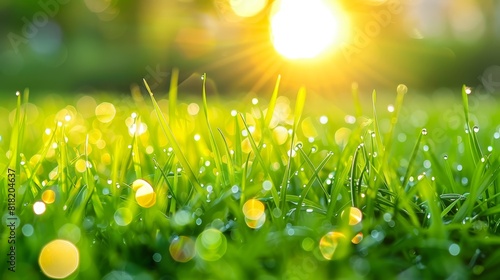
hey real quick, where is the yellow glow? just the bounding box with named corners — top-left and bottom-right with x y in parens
top-left (351, 232), bottom-right (363, 244)
top-left (270, 0), bottom-right (347, 59)
top-left (231, 0), bottom-right (267, 17)
top-left (319, 231), bottom-right (346, 260)
top-left (169, 236), bottom-right (196, 263)
top-left (132, 179), bottom-right (156, 208)
top-left (95, 102), bottom-right (116, 123)
top-left (75, 159), bottom-right (87, 173)
top-left (342, 206), bottom-right (363, 226)
top-left (135, 183), bottom-right (156, 208)
top-left (42, 190), bottom-right (56, 204)
top-left (272, 126), bottom-right (289, 145)
top-left (242, 199), bottom-right (265, 220)
top-left (132, 179), bottom-right (150, 191)
top-left (39, 239), bottom-right (79, 279)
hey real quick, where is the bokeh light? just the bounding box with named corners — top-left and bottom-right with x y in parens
top-left (95, 102), bottom-right (116, 123)
top-left (169, 236), bottom-right (196, 263)
top-left (39, 239), bottom-right (80, 279)
top-left (42, 190), bottom-right (56, 204)
top-left (114, 207), bottom-right (133, 226)
top-left (342, 206), bottom-right (363, 226)
top-left (33, 201), bottom-right (46, 215)
top-left (195, 229), bottom-right (228, 261)
top-left (351, 232), bottom-right (363, 244)
top-left (132, 179), bottom-right (156, 208)
top-left (242, 199), bottom-right (266, 229)
top-left (319, 231), bottom-right (347, 260)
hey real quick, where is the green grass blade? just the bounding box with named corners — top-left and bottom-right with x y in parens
top-left (217, 128), bottom-right (236, 186)
top-left (169, 68), bottom-right (179, 122)
top-left (280, 87), bottom-right (306, 213)
top-left (239, 113), bottom-right (280, 207)
top-left (351, 82), bottom-right (362, 117)
top-left (143, 79), bottom-right (205, 201)
top-left (202, 73), bottom-right (227, 190)
top-left (263, 75), bottom-right (281, 128)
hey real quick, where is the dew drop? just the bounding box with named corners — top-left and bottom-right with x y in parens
top-left (473, 126), bottom-right (479, 133)
top-left (421, 128), bottom-right (427, 135)
top-left (153, 253), bottom-right (162, 262)
top-left (443, 155), bottom-right (448, 160)
top-left (448, 243), bottom-right (460, 256)
top-left (397, 84), bottom-right (408, 95)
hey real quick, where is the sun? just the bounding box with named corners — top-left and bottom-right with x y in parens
top-left (270, 0), bottom-right (348, 60)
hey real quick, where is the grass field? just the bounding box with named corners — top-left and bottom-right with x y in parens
top-left (2, 76), bottom-right (500, 279)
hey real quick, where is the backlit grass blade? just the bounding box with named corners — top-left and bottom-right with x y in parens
top-left (144, 79), bottom-right (204, 200)
top-left (132, 116), bottom-right (143, 179)
top-left (202, 73), bottom-right (227, 190)
top-left (453, 156), bottom-right (500, 222)
top-left (263, 75), bottom-right (281, 128)
top-left (295, 147), bottom-right (333, 218)
top-left (402, 129), bottom-right (426, 192)
top-left (462, 85), bottom-right (483, 163)
top-left (418, 176), bottom-right (445, 238)
top-left (326, 158), bottom-right (351, 220)
top-left (169, 68), bottom-right (179, 122)
top-left (111, 136), bottom-right (123, 199)
top-left (218, 128), bottom-right (236, 186)
top-left (280, 86), bottom-right (306, 213)
top-left (58, 124), bottom-right (69, 197)
top-left (239, 113), bottom-right (279, 207)
top-left (86, 134), bottom-right (104, 219)
top-left (350, 144), bottom-right (362, 207)
top-left (352, 82), bottom-right (362, 117)
top-left (383, 84), bottom-right (406, 154)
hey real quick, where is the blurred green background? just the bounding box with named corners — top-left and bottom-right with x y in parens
top-left (1, 0), bottom-right (499, 95)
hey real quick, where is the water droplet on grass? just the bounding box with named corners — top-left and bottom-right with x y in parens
top-left (262, 180), bottom-right (273, 191)
top-left (152, 253), bottom-right (162, 262)
top-left (448, 243), bottom-right (460, 256)
top-left (397, 84), bottom-right (408, 95)
top-left (421, 128), bottom-right (427, 135)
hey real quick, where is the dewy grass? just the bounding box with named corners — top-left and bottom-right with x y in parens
top-left (2, 80), bottom-right (500, 279)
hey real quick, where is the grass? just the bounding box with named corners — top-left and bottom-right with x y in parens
top-left (1, 77), bottom-right (500, 279)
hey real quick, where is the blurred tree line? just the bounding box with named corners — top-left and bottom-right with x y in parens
top-left (0, 0), bottom-right (499, 95)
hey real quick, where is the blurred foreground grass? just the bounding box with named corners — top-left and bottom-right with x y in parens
top-left (1, 79), bottom-right (500, 279)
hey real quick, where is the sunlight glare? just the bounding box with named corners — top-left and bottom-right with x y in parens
top-left (231, 0), bottom-right (268, 17)
top-left (270, 0), bottom-right (347, 59)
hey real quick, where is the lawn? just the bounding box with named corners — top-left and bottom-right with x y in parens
top-left (1, 77), bottom-right (500, 279)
